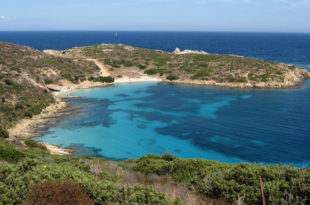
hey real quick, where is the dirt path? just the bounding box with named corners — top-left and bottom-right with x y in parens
top-left (86, 58), bottom-right (110, 77)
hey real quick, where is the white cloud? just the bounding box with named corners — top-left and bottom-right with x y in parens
top-left (0, 16), bottom-right (9, 21)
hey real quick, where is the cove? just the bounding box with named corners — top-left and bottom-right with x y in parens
top-left (35, 82), bottom-right (310, 167)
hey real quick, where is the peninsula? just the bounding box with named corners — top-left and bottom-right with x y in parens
top-left (45, 43), bottom-right (309, 88)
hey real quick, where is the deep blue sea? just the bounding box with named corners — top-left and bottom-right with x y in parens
top-left (1, 31), bottom-right (309, 166)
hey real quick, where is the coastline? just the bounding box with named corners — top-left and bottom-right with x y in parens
top-left (7, 72), bottom-right (309, 156)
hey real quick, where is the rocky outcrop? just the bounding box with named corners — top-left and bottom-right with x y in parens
top-left (173, 48), bottom-right (208, 55)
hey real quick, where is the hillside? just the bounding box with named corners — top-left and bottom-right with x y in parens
top-left (1, 42), bottom-right (310, 204)
top-left (1, 139), bottom-right (310, 205)
top-left (0, 42), bottom-right (104, 132)
top-left (45, 44), bottom-right (309, 88)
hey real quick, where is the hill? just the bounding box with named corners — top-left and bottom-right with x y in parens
top-left (44, 43), bottom-right (309, 88)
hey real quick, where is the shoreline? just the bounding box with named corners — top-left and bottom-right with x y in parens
top-left (8, 74), bottom-right (310, 156)
top-left (7, 98), bottom-right (72, 155)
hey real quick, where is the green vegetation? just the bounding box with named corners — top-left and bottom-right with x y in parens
top-left (24, 139), bottom-right (47, 150)
top-left (144, 68), bottom-right (170, 76)
top-left (0, 141), bottom-right (25, 162)
top-left (138, 64), bottom-right (148, 70)
top-left (89, 76), bottom-right (115, 83)
top-left (70, 44), bottom-right (306, 87)
top-left (0, 139), bottom-right (183, 205)
top-left (2, 138), bottom-right (309, 205)
top-left (44, 78), bottom-right (54, 85)
top-left (132, 154), bottom-right (310, 204)
top-left (0, 42), bottom-right (100, 129)
top-left (191, 67), bottom-right (214, 80)
top-left (0, 127), bottom-right (9, 138)
top-left (166, 74), bottom-right (179, 81)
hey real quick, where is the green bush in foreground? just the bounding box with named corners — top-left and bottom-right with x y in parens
top-left (0, 145), bottom-right (182, 205)
top-left (0, 142), bottom-right (25, 162)
top-left (133, 154), bottom-right (310, 204)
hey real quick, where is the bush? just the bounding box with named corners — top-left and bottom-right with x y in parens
top-left (133, 154), bottom-right (310, 204)
top-left (92, 180), bottom-right (183, 205)
top-left (166, 74), bottom-right (179, 81)
top-left (90, 76), bottom-right (115, 83)
top-left (22, 180), bottom-right (94, 205)
top-left (123, 61), bottom-right (134, 67)
top-left (4, 79), bottom-right (13, 86)
top-left (104, 58), bottom-right (111, 65)
top-left (0, 142), bottom-right (25, 162)
top-left (191, 67), bottom-right (213, 80)
top-left (111, 63), bottom-right (121, 68)
top-left (24, 111), bottom-right (33, 118)
top-left (44, 78), bottom-right (54, 85)
top-left (138, 64), bottom-right (147, 69)
top-left (144, 68), bottom-right (168, 76)
top-left (24, 139), bottom-right (47, 150)
top-left (0, 156), bottom-right (183, 205)
top-left (99, 76), bottom-right (114, 83)
top-left (0, 126), bottom-right (9, 138)
top-left (144, 69), bottom-right (158, 75)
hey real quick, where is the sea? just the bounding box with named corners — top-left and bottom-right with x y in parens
top-left (1, 31), bottom-right (310, 167)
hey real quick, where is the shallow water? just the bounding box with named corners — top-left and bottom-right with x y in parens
top-left (35, 82), bottom-right (310, 167)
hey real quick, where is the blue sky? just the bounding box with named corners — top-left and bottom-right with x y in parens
top-left (0, 0), bottom-right (309, 32)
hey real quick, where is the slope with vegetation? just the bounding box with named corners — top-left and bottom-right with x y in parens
top-left (0, 42), bottom-right (112, 137)
top-left (1, 139), bottom-right (310, 204)
top-left (50, 43), bottom-right (310, 88)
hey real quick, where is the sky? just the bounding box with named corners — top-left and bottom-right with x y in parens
top-left (0, 0), bottom-right (309, 32)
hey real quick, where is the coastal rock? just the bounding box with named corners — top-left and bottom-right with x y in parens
top-left (173, 47), bottom-right (208, 55)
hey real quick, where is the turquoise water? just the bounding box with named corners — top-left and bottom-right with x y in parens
top-left (35, 82), bottom-right (310, 167)
top-left (2, 32), bottom-right (309, 166)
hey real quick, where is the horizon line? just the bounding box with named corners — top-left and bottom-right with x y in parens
top-left (0, 30), bottom-right (310, 34)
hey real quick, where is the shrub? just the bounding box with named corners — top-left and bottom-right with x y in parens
top-left (92, 180), bottom-right (183, 205)
top-left (154, 58), bottom-right (169, 67)
top-left (138, 64), bottom-right (147, 69)
top-left (123, 61), bottom-right (134, 67)
top-left (22, 180), bottom-right (94, 205)
top-left (99, 76), bottom-right (114, 83)
top-left (44, 78), bottom-right (54, 85)
top-left (104, 58), bottom-right (111, 65)
top-left (144, 69), bottom-right (158, 75)
top-left (4, 79), bottom-right (13, 86)
top-left (0, 126), bottom-right (9, 138)
top-left (144, 68), bottom-right (168, 76)
top-left (191, 67), bottom-right (213, 80)
top-left (90, 76), bottom-right (115, 83)
top-left (133, 154), bottom-right (310, 204)
top-left (166, 74), bottom-right (179, 81)
top-left (24, 139), bottom-right (47, 150)
top-left (24, 111), bottom-right (33, 118)
top-left (111, 63), bottom-right (121, 68)
top-left (0, 142), bottom-right (25, 162)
